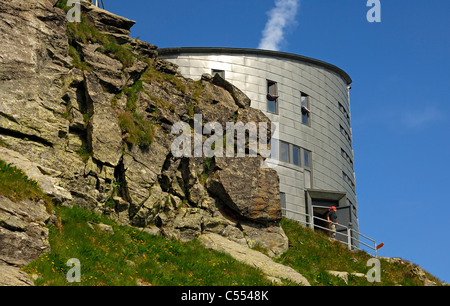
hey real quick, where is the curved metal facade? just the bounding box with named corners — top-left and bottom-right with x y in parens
top-left (159, 47), bottom-right (358, 233)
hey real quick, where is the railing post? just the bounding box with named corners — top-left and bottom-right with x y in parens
top-left (347, 228), bottom-right (352, 250)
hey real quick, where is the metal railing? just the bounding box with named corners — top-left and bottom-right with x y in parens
top-left (282, 208), bottom-right (379, 257)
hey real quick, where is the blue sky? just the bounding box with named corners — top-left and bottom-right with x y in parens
top-left (103, 0), bottom-right (450, 283)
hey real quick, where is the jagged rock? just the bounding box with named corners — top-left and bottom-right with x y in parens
top-left (194, 78), bottom-right (239, 124)
top-left (153, 58), bottom-right (179, 75)
top-left (124, 58), bottom-right (148, 87)
top-left (80, 2), bottom-right (136, 41)
top-left (123, 128), bottom-right (173, 217)
top-left (129, 38), bottom-right (158, 58)
top-left (0, 195), bottom-right (51, 286)
top-left (173, 208), bottom-right (204, 242)
top-left (130, 184), bottom-right (168, 227)
top-left (82, 43), bottom-right (125, 93)
top-left (84, 73), bottom-right (123, 167)
top-left (0, 0), bottom-right (70, 147)
top-left (207, 156), bottom-right (282, 224)
top-left (211, 73), bottom-right (251, 109)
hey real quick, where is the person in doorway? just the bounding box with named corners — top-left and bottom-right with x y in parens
top-left (326, 206), bottom-right (338, 239)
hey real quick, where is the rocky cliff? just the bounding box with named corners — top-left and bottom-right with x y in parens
top-left (0, 0), bottom-right (288, 284)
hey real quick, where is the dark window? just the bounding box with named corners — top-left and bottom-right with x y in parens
top-left (340, 124), bottom-right (352, 144)
top-left (338, 102), bottom-right (350, 122)
top-left (267, 80), bottom-right (278, 114)
top-left (303, 149), bottom-right (311, 169)
top-left (280, 141), bottom-right (290, 163)
top-left (342, 171), bottom-right (355, 190)
top-left (341, 148), bottom-right (353, 167)
top-left (280, 192), bottom-right (286, 215)
top-left (271, 140), bottom-right (312, 170)
top-left (211, 69), bottom-right (225, 79)
top-left (301, 93), bottom-right (311, 126)
top-left (292, 145), bottom-right (300, 166)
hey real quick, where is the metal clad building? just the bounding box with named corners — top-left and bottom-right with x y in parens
top-left (159, 47), bottom-right (359, 242)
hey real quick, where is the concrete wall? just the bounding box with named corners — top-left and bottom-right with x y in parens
top-left (160, 48), bottom-right (358, 230)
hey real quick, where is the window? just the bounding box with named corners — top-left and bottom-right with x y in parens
top-left (341, 148), bottom-right (354, 167)
top-left (292, 145), bottom-right (300, 166)
top-left (338, 102), bottom-right (350, 122)
top-left (280, 141), bottom-right (290, 163)
top-left (267, 80), bottom-right (278, 114)
top-left (273, 140), bottom-right (312, 169)
top-left (271, 139), bottom-right (312, 172)
top-left (280, 192), bottom-right (286, 215)
top-left (269, 138), bottom-right (278, 160)
top-left (301, 92), bottom-right (311, 126)
top-left (340, 125), bottom-right (352, 144)
top-left (342, 171), bottom-right (355, 190)
top-left (303, 149), bottom-right (312, 169)
top-left (211, 69), bottom-right (225, 79)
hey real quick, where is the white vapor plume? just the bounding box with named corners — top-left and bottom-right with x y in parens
top-left (258, 0), bottom-right (300, 51)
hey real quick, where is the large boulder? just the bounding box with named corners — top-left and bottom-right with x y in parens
top-left (207, 156), bottom-right (282, 224)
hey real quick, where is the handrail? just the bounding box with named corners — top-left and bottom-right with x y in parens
top-left (282, 208), bottom-right (379, 257)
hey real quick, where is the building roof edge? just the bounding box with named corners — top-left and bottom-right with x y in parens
top-left (158, 47), bottom-right (352, 85)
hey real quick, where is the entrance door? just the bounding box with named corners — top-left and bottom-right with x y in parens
top-left (312, 200), bottom-right (352, 245)
top-left (311, 199), bottom-right (339, 235)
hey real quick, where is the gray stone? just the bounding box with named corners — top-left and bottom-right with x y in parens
top-left (0, 196), bottom-right (50, 269)
top-left (211, 73), bottom-right (251, 108)
top-left (199, 233), bottom-right (310, 286)
top-left (0, 264), bottom-right (34, 286)
top-left (207, 156), bottom-right (282, 224)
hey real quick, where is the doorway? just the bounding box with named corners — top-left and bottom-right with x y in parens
top-left (312, 199), bottom-right (339, 236)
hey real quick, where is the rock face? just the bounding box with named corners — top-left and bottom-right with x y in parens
top-left (0, 196), bottom-right (51, 286)
top-left (0, 0), bottom-right (288, 284)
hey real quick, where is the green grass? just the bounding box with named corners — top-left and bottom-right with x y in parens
top-left (0, 159), bottom-right (52, 207)
top-left (118, 111), bottom-right (155, 149)
top-left (76, 145), bottom-right (92, 163)
top-left (68, 45), bottom-right (91, 71)
top-left (23, 205), bottom-right (273, 286)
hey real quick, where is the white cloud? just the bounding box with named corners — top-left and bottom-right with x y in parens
top-left (258, 0), bottom-right (300, 51)
top-left (401, 105), bottom-right (444, 128)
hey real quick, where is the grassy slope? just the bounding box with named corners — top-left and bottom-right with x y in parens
top-left (22, 205), bottom-right (273, 286)
top-left (278, 218), bottom-right (444, 286)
